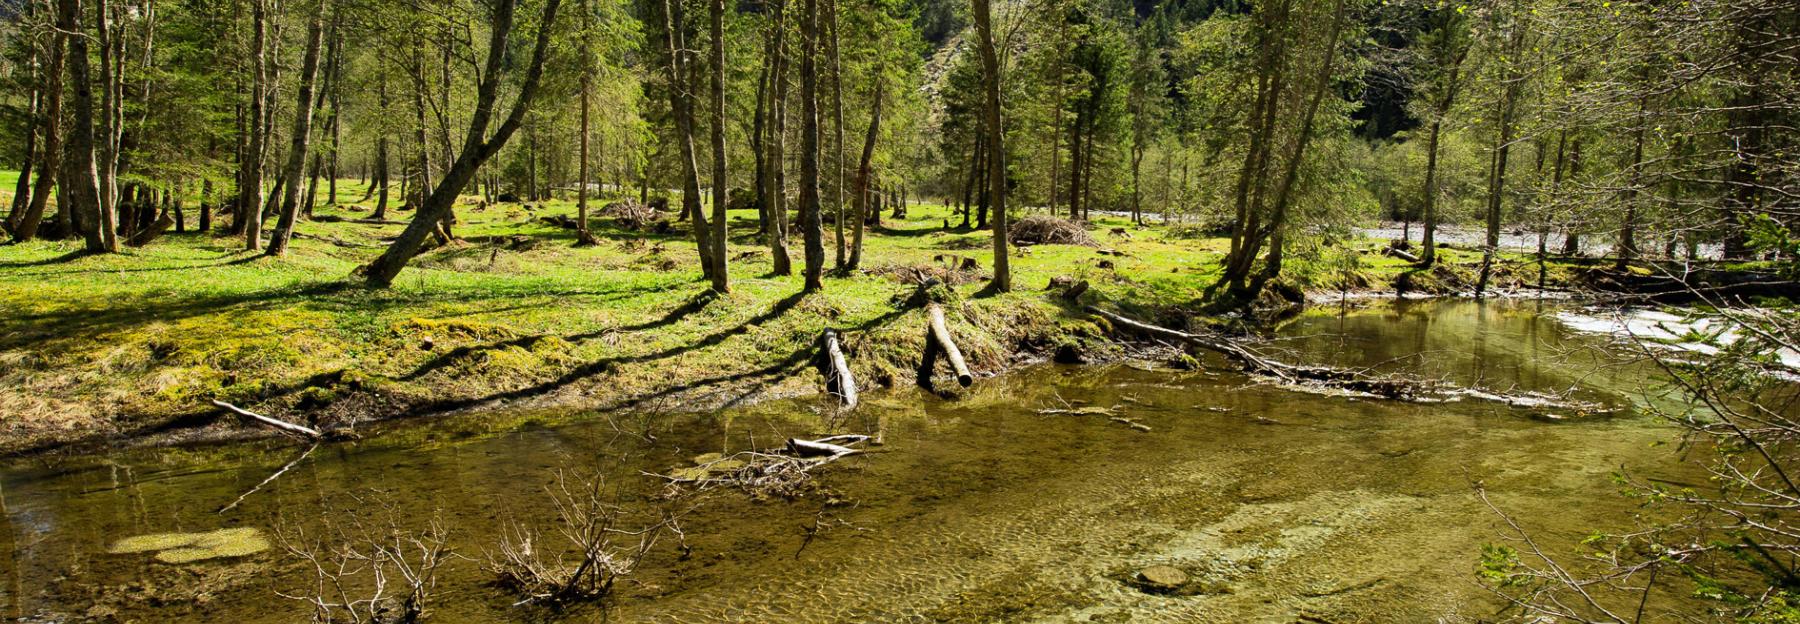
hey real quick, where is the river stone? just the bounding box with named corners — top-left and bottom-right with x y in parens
top-left (1135, 565), bottom-right (1188, 591)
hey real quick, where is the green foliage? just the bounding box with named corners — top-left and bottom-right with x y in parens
top-left (1477, 543), bottom-right (1529, 588)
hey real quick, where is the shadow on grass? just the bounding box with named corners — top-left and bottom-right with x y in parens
top-left (402, 289), bottom-right (837, 416)
top-left (0, 248), bottom-right (97, 268)
top-left (594, 303), bottom-right (913, 412)
top-left (0, 277), bottom-right (686, 353)
top-left (395, 290), bottom-right (720, 382)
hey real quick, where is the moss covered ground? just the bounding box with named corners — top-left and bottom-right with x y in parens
top-left (0, 177), bottom-right (1575, 454)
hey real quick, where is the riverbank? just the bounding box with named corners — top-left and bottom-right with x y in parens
top-left (1, 186), bottom-right (1592, 455)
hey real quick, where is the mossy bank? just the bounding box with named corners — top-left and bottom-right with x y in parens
top-left (0, 183), bottom-right (1591, 455)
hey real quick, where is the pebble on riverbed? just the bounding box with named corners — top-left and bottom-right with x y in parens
top-left (1133, 565), bottom-right (1189, 593)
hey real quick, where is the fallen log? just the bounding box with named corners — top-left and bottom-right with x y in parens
top-left (1085, 306), bottom-right (1608, 413)
top-left (125, 215), bottom-right (175, 247)
top-left (919, 303), bottom-right (974, 388)
top-left (786, 437), bottom-right (860, 458)
top-left (818, 329), bottom-right (859, 408)
top-left (1384, 246), bottom-right (1420, 263)
top-left (211, 400), bottom-right (323, 439)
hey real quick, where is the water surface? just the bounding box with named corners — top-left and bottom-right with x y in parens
top-left (0, 299), bottom-right (1698, 622)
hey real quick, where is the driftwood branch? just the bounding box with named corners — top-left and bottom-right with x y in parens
top-left (786, 437), bottom-right (860, 458)
top-left (817, 329), bottom-right (859, 408)
top-left (211, 400), bottom-right (323, 439)
top-left (1086, 306), bottom-right (1608, 414)
top-left (919, 303), bottom-right (974, 388)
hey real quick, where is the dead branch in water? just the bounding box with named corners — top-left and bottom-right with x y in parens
top-left (218, 442), bottom-right (318, 514)
top-left (647, 435), bottom-right (870, 499)
top-left (487, 470), bottom-right (679, 606)
top-left (1085, 306), bottom-right (1609, 414)
top-left (275, 498), bottom-right (455, 623)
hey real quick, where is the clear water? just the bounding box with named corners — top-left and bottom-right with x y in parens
top-left (0, 299), bottom-right (1701, 622)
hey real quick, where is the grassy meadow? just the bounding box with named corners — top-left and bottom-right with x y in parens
top-left (0, 176), bottom-right (1550, 453)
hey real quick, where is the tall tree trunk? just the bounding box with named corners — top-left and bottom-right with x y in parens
top-left (6, 68), bottom-right (40, 237)
top-left (327, 23), bottom-right (341, 206)
top-left (574, 0), bottom-right (598, 246)
top-left (265, 0), bottom-right (327, 256)
top-left (1475, 15), bottom-right (1526, 297)
top-left (767, 0), bottom-right (793, 276)
top-left (15, 25), bottom-right (64, 242)
top-left (847, 72), bottom-right (883, 270)
top-left (797, 0), bottom-right (825, 290)
top-left (1560, 136), bottom-right (1583, 255)
top-left (660, 0), bottom-right (715, 280)
top-left (828, 0), bottom-right (846, 269)
top-left (240, 0), bottom-right (269, 250)
top-left (753, 18), bottom-right (773, 237)
top-left (1417, 117), bottom-right (1446, 266)
top-left (372, 77), bottom-right (392, 219)
top-left (200, 178), bottom-right (214, 231)
top-left (1614, 93), bottom-right (1648, 272)
top-left (960, 133), bottom-right (979, 228)
top-left (58, 0), bottom-right (107, 252)
top-left (1219, 0), bottom-right (1288, 293)
top-left (93, 0), bottom-right (121, 252)
top-left (1248, 0), bottom-right (1347, 294)
top-left (1067, 116), bottom-right (1082, 220)
top-left (971, 0), bottom-right (1008, 291)
top-left (360, 0), bottom-right (562, 287)
top-left (707, 0), bottom-right (731, 291)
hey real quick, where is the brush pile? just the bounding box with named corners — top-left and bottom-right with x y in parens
top-left (1009, 216), bottom-right (1097, 247)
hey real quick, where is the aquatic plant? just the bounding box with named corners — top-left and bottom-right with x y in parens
top-left (109, 527), bottom-right (272, 564)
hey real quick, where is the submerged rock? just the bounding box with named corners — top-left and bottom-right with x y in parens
top-left (109, 527), bottom-right (270, 564)
top-left (1134, 565), bottom-right (1189, 593)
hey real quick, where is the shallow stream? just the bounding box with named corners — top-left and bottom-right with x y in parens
top-left (0, 299), bottom-right (1703, 622)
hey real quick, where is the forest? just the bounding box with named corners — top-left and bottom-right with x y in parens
top-left (0, 0), bottom-right (1797, 620)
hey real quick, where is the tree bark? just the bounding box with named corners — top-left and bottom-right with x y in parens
top-left (660, 0), bottom-right (715, 281)
top-left (707, 0), bottom-right (731, 291)
top-left (240, 0), bottom-right (269, 250)
top-left (575, 0), bottom-right (598, 246)
top-left (828, 0), bottom-right (846, 269)
top-left (766, 0), bottom-right (793, 275)
top-left (798, 0), bottom-right (825, 290)
top-left (847, 71), bottom-right (883, 270)
top-left (5, 64), bottom-right (40, 237)
top-left (971, 0), bottom-right (1008, 291)
top-left (57, 0), bottom-right (107, 252)
top-left (14, 20), bottom-right (64, 242)
top-left (265, 0), bottom-right (327, 256)
top-left (360, 0), bottom-right (563, 287)
top-left (1475, 12), bottom-right (1526, 297)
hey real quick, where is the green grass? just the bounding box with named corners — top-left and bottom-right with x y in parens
top-left (0, 178), bottom-right (1572, 453)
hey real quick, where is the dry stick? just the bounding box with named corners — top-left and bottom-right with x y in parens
top-left (211, 400), bottom-right (322, 439)
top-left (924, 303), bottom-right (973, 387)
top-left (218, 442), bottom-right (318, 513)
top-left (819, 329), bottom-right (858, 408)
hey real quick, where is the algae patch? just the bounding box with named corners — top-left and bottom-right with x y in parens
top-left (108, 527), bottom-right (270, 563)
